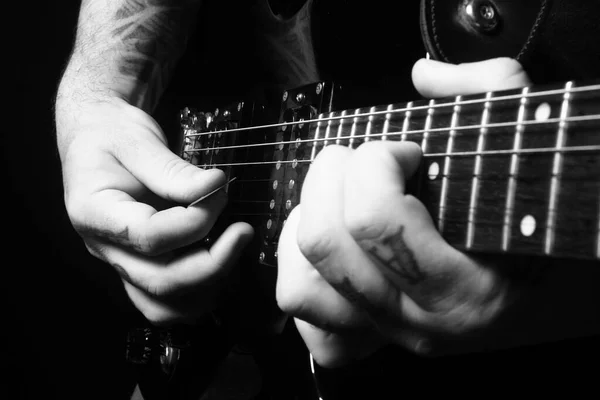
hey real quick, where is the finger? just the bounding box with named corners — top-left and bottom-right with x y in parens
top-left (349, 191), bottom-right (506, 331)
top-left (89, 221), bottom-right (254, 298)
top-left (411, 58), bottom-right (532, 98)
top-left (276, 206), bottom-right (369, 330)
top-left (110, 110), bottom-right (228, 204)
top-left (343, 141), bottom-right (508, 332)
top-left (296, 146), bottom-right (399, 321)
top-left (123, 281), bottom-right (206, 326)
top-left (72, 182), bottom-right (228, 256)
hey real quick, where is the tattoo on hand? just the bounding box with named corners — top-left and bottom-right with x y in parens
top-left (334, 277), bottom-right (388, 319)
top-left (362, 226), bottom-right (425, 285)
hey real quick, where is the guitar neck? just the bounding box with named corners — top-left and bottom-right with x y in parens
top-left (180, 80), bottom-right (600, 264)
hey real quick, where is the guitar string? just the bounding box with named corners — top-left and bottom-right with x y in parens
top-left (186, 144), bottom-right (600, 168)
top-left (183, 113), bottom-right (600, 154)
top-left (223, 212), bottom-right (600, 230)
top-left (183, 83), bottom-right (600, 138)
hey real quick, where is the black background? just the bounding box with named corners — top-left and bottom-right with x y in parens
top-left (6, 1), bottom-right (600, 399)
top-left (7, 1), bottom-right (136, 399)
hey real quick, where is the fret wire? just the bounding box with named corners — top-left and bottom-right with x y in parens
top-left (183, 83), bottom-right (600, 138)
top-left (502, 87), bottom-right (529, 251)
top-left (183, 113), bottom-right (600, 154)
top-left (545, 82), bottom-right (573, 255)
top-left (365, 106), bottom-right (376, 142)
top-left (439, 96), bottom-right (461, 233)
top-left (349, 108), bottom-right (360, 149)
top-left (467, 92), bottom-right (492, 249)
top-left (382, 104), bottom-right (393, 141)
top-left (191, 145), bottom-right (600, 168)
top-left (402, 101), bottom-right (413, 141)
top-left (421, 100), bottom-right (435, 153)
top-left (336, 110), bottom-right (347, 145)
top-left (310, 114), bottom-right (324, 162)
top-left (324, 112), bottom-right (334, 147)
top-left (208, 130), bottom-right (217, 167)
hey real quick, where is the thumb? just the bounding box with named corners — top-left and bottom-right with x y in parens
top-left (118, 130), bottom-right (226, 204)
top-left (411, 57), bottom-right (532, 99)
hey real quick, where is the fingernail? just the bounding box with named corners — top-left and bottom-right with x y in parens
top-left (194, 167), bottom-right (223, 181)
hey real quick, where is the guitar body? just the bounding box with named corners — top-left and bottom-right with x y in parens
top-left (134, 1), bottom-right (600, 399)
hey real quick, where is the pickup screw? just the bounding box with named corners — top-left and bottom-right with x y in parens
top-left (259, 252), bottom-right (266, 262)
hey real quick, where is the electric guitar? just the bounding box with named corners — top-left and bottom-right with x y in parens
top-left (131, 0), bottom-right (600, 398)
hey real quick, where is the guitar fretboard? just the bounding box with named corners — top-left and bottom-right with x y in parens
top-left (181, 81), bottom-right (600, 264)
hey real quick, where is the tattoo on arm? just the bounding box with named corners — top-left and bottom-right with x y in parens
top-left (71, 0), bottom-right (201, 111)
top-left (362, 226), bottom-right (426, 285)
top-left (110, 0), bottom-right (199, 109)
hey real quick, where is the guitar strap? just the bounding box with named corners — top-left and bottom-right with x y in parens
top-left (421, 0), bottom-right (600, 84)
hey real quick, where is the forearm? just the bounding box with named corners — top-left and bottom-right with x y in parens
top-left (57, 0), bottom-right (202, 113)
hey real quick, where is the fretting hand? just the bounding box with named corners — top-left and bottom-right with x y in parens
top-left (275, 58), bottom-right (533, 367)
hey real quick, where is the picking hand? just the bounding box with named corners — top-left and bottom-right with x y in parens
top-left (276, 58), bottom-right (532, 367)
top-left (57, 97), bottom-right (253, 326)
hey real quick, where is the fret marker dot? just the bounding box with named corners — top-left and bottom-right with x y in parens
top-left (428, 162), bottom-right (440, 180)
top-left (286, 200), bottom-right (292, 210)
top-left (535, 103), bottom-right (551, 121)
top-left (288, 179), bottom-right (295, 189)
top-left (279, 143), bottom-right (284, 150)
top-left (270, 199), bottom-right (275, 209)
top-left (520, 215), bottom-right (536, 237)
top-left (276, 161), bottom-right (281, 170)
top-left (292, 159), bottom-right (298, 168)
top-left (273, 180), bottom-right (278, 190)
top-left (267, 219), bottom-right (272, 229)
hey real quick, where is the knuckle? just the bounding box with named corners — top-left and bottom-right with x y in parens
top-left (161, 158), bottom-right (196, 201)
top-left (134, 233), bottom-right (165, 257)
top-left (345, 208), bottom-right (386, 241)
top-left (296, 225), bottom-right (335, 268)
top-left (276, 274), bottom-right (312, 316)
top-left (275, 287), bottom-right (299, 315)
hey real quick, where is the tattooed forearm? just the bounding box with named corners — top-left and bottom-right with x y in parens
top-left (110, 0), bottom-right (200, 109)
top-left (361, 226), bottom-right (426, 285)
top-left (64, 0), bottom-right (201, 111)
top-left (112, 1), bottom-right (190, 81)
